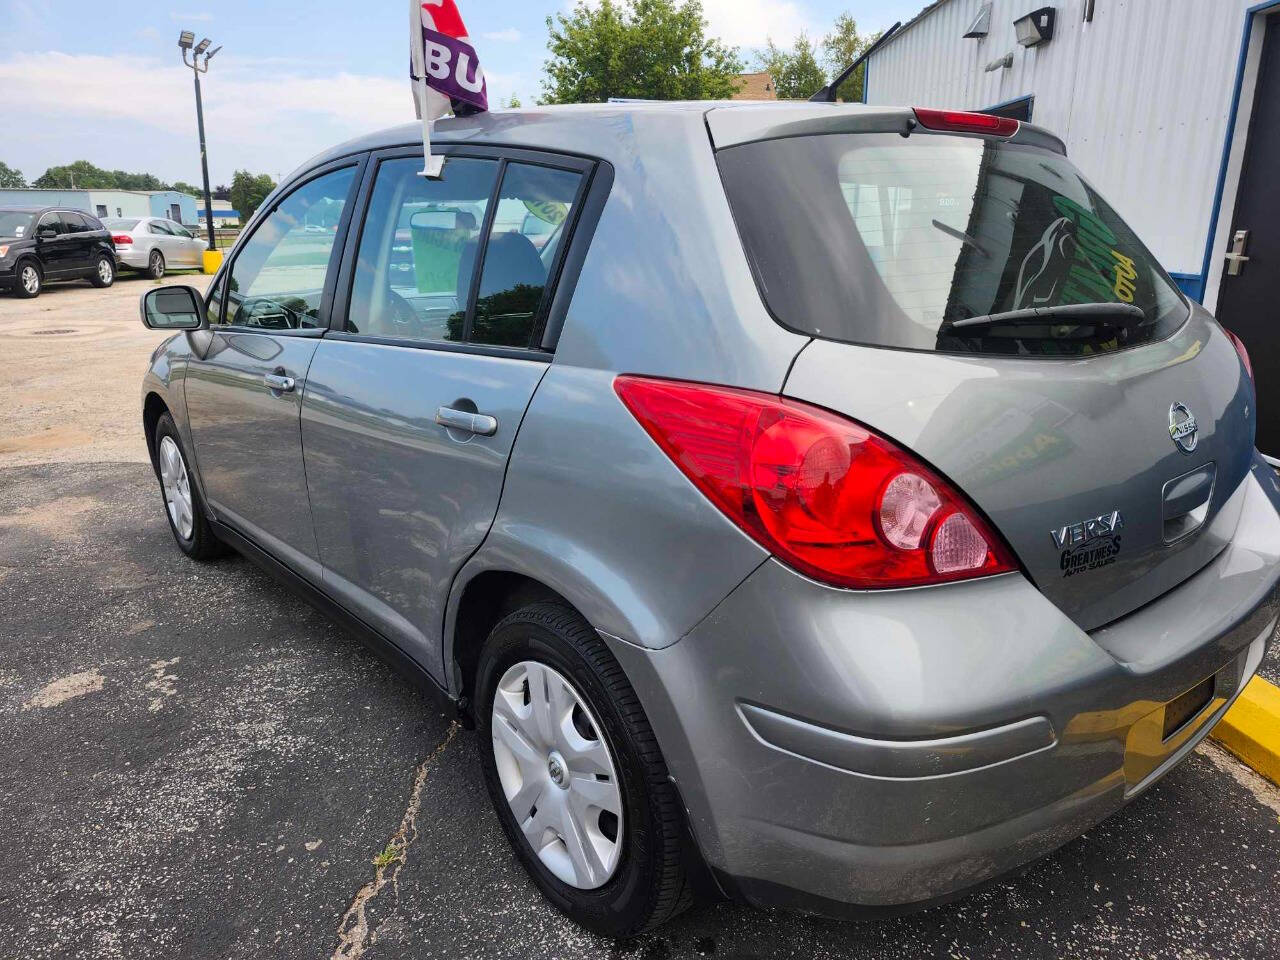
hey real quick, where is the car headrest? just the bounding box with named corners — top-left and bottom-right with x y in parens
top-left (456, 232), bottom-right (546, 314)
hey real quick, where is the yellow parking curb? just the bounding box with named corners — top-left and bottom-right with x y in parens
top-left (1212, 675), bottom-right (1280, 786)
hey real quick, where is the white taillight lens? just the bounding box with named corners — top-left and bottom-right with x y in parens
top-left (878, 473), bottom-right (942, 550)
top-left (930, 512), bottom-right (990, 573)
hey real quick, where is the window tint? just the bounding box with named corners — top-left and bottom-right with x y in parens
top-left (149, 220), bottom-right (173, 235)
top-left (82, 214), bottom-right (105, 232)
top-left (38, 214), bottom-right (62, 236)
top-left (718, 133), bottom-right (1187, 357)
top-left (220, 166), bottom-right (356, 329)
top-left (59, 213), bottom-right (89, 233)
top-left (347, 156), bottom-right (497, 342)
top-left (469, 162), bottom-right (583, 347)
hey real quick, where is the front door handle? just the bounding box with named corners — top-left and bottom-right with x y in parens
top-left (436, 405), bottom-right (498, 436)
top-left (264, 373), bottom-right (296, 393)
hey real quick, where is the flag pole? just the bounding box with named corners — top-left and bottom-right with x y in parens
top-left (410, 0), bottom-right (445, 178)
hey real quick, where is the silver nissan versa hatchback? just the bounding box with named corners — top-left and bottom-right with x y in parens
top-left (139, 102), bottom-right (1280, 936)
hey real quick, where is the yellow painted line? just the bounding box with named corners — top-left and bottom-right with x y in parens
top-left (1212, 675), bottom-right (1280, 787)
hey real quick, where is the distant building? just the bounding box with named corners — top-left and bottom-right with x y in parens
top-left (196, 198), bottom-right (241, 227)
top-left (732, 72), bottom-right (777, 101)
top-left (0, 188), bottom-right (199, 225)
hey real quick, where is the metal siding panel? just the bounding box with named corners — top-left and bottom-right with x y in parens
top-left (865, 0), bottom-right (1255, 277)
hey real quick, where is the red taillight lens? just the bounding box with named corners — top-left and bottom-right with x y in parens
top-left (112, 233), bottom-right (133, 246)
top-left (913, 107), bottom-right (1019, 138)
top-left (1224, 328), bottom-right (1253, 383)
top-left (614, 376), bottom-right (1017, 589)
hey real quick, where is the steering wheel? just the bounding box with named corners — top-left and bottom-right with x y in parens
top-left (384, 287), bottom-right (426, 337)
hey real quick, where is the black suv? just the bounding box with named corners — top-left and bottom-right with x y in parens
top-left (0, 207), bottom-right (117, 298)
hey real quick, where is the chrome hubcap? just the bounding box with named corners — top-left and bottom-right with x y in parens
top-left (491, 661), bottom-right (623, 890)
top-left (20, 266), bottom-right (38, 294)
top-left (98, 259), bottom-right (112, 283)
top-left (158, 436), bottom-right (194, 540)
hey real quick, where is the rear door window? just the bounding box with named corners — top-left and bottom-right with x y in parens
top-left (717, 133), bottom-right (1187, 357)
top-left (470, 162), bottom-right (584, 347)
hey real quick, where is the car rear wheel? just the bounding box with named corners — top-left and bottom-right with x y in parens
top-left (476, 600), bottom-right (693, 937)
top-left (14, 261), bottom-right (41, 298)
top-left (152, 413), bottom-right (226, 561)
top-left (90, 255), bottom-right (115, 288)
top-left (148, 250), bottom-right (166, 280)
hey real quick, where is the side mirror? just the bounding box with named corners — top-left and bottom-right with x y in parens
top-left (38, 227), bottom-right (57, 240)
top-left (140, 285), bottom-right (208, 331)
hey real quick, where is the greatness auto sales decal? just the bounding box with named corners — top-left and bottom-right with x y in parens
top-left (1049, 195), bottom-right (1140, 306)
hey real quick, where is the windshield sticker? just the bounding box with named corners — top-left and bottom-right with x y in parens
top-left (14, 225), bottom-right (23, 237)
top-left (1049, 195), bottom-right (1140, 306)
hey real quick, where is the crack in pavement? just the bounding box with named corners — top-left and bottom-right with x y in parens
top-left (332, 723), bottom-right (460, 960)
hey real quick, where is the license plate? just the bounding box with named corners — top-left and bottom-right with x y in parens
top-left (1163, 676), bottom-right (1215, 741)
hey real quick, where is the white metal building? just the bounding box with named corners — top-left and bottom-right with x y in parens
top-left (863, 0), bottom-right (1279, 315)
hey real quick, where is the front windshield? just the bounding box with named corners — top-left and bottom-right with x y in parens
top-left (0, 211), bottom-right (35, 239)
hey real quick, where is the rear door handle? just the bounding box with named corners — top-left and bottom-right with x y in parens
top-left (264, 373), bottom-right (295, 393)
top-left (436, 406), bottom-right (498, 436)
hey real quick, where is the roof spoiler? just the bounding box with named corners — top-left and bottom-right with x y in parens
top-left (808, 22), bottom-right (902, 103)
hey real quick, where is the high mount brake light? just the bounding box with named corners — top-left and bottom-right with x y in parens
top-left (913, 107), bottom-right (1020, 138)
top-left (614, 376), bottom-right (1017, 589)
top-left (1224, 327), bottom-right (1253, 383)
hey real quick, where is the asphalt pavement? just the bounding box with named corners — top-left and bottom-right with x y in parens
top-left (2, 459), bottom-right (1280, 960)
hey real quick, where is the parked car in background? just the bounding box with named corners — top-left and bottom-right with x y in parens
top-left (0, 206), bottom-right (116, 297)
top-left (136, 103), bottom-right (1279, 938)
top-left (104, 217), bottom-right (206, 279)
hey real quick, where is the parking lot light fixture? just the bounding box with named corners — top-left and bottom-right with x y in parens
top-left (178, 31), bottom-right (220, 254)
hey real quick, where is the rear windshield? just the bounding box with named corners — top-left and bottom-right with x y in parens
top-left (717, 133), bottom-right (1188, 357)
top-left (103, 218), bottom-right (139, 230)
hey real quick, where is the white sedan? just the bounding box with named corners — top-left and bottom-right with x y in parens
top-left (103, 217), bottom-right (207, 278)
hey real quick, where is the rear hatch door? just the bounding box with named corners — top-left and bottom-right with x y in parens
top-left (714, 113), bottom-right (1255, 631)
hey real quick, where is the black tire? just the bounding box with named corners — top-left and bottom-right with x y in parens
top-left (151, 413), bottom-right (227, 561)
top-left (148, 250), bottom-right (166, 280)
top-left (12, 259), bottom-right (41, 298)
top-left (89, 254), bottom-right (115, 288)
top-left (476, 601), bottom-right (692, 937)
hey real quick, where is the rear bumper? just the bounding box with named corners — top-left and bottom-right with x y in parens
top-left (114, 247), bottom-right (150, 269)
top-left (605, 456), bottom-right (1280, 915)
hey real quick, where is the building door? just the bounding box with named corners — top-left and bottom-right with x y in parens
top-left (170, 203), bottom-right (182, 223)
top-left (1218, 14), bottom-right (1280, 454)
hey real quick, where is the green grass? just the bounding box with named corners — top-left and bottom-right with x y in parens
top-left (371, 843), bottom-right (401, 869)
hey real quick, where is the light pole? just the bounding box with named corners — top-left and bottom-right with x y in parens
top-left (178, 31), bottom-right (222, 253)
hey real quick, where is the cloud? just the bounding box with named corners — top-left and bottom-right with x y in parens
top-left (170, 11), bottom-right (214, 22)
top-left (482, 28), bottom-right (522, 43)
top-left (0, 51), bottom-right (412, 182)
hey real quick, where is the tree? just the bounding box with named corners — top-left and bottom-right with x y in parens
top-left (757, 33), bottom-right (827, 100)
top-left (821, 12), bottom-right (880, 103)
top-left (170, 181), bottom-right (203, 197)
top-left (542, 0), bottom-right (743, 104)
top-left (506, 94), bottom-right (523, 109)
top-left (0, 161), bottom-right (25, 189)
top-left (33, 160), bottom-right (118, 189)
top-left (229, 170), bottom-right (276, 222)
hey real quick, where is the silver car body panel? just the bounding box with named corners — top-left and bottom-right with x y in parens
top-left (110, 217), bottom-right (204, 270)
top-left (301, 340), bottom-right (549, 678)
top-left (140, 101), bottom-right (1280, 916)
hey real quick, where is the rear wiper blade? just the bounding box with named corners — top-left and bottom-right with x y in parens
top-left (949, 303), bottom-right (1146, 330)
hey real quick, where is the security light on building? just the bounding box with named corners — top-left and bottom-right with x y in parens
top-left (1014, 7), bottom-right (1056, 47)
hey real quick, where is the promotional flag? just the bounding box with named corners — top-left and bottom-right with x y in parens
top-left (410, 0), bottom-right (489, 177)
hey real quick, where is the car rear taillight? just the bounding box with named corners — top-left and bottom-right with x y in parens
top-left (112, 233), bottom-right (133, 246)
top-left (1224, 328), bottom-right (1253, 383)
top-left (913, 107), bottom-right (1019, 138)
top-left (614, 376), bottom-right (1017, 589)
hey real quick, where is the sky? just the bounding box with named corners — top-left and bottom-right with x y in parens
top-left (0, 0), bottom-right (925, 189)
